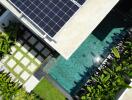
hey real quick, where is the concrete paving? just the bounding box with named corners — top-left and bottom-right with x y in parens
top-left (119, 82), bottom-right (132, 100)
top-left (14, 65), bottom-right (23, 74)
top-left (20, 71), bottom-right (30, 81)
top-left (7, 59), bottom-right (16, 68)
top-left (24, 75), bottom-right (39, 93)
top-left (14, 52), bottom-right (23, 60)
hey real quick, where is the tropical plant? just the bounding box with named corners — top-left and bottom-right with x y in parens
top-left (14, 89), bottom-right (42, 100)
top-left (0, 32), bottom-right (14, 56)
top-left (112, 47), bottom-right (120, 58)
top-left (80, 64), bottom-right (131, 100)
top-left (0, 21), bottom-right (22, 59)
top-left (78, 31), bottom-right (132, 100)
top-left (0, 71), bottom-right (21, 99)
top-left (3, 21), bottom-right (22, 41)
top-left (0, 70), bottom-right (41, 100)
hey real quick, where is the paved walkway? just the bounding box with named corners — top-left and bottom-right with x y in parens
top-left (0, 30), bottom-right (52, 92)
top-left (119, 82), bottom-right (132, 100)
top-left (0, 10), bottom-right (54, 92)
top-left (24, 75), bottom-right (39, 93)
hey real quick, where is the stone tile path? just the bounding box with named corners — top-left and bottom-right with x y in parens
top-left (0, 30), bottom-right (53, 92)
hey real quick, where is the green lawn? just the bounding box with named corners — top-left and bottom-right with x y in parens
top-left (33, 78), bottom-right (66, 100)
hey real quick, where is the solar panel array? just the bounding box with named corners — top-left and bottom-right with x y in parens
top-left (75, 0), bottom-right (86, 5)
top-left (10, 0), bottom-right (86, 37)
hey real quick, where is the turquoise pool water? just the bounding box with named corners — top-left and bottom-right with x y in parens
top-left (47, 28), bottom-right (123, 93)
top-left (45, 4), bottom-right (132, 93)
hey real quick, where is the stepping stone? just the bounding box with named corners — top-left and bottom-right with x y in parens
top-left (37, 55), bottom-right (44, 62)
top-left (3, 67), bottom-right (9, 73)
top-left (35, 42), bottom-right (44, 51)
top-left (30, 50), bottom-right (37, 56)
top-left (28, 63), bottom-right (37, 72)
top-left (28, 36), bottom-right (37, 45)
top-left (21, 57), bottom-right (30, 66)
top-left (34, 58), bottom-right (41, 65)
top-left (0, 62), bottom-right (3, 67)
top-left (21, 46), bottom-right (28, 53)
top-left (27, 52), bottom-right (34, 59)
top-left (23, 31), bottom-right (31, 39)
top-left (14, 65), bottom-right (23, 74)
top-left (42, 48), bottom-right (50, 57)
top-left (11, 46), bottom-right (16, 54)
top-left (20, 71), bottom-right (30, 81)
top-left (7, 59), bottom-right (16, 68)
top-left (23, 44), bottom-right (30, 51)
top-left (16, 42), bottom-right (21, 47)
top-left (23, 76), bottom-right (39, 93)
top-left (19, 39), bottom-right (24, 44)
top-left (14, 52), bottom-right (23, 60)
top-left (1, 55), bottom-right (9, 63)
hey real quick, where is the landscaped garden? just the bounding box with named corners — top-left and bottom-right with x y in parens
top-left (0, 21), bottom-right (64, 100)
top-left (0, 21), bottom-right (18, 59)
top-left (0, 70), bottom-right (42, 100)
top-left (34, 78), bottom-right (66, 100)
top-left (75, 28), bottom-right (132, 100)
top-left (0, 20), bottom-right (53, 83)
top-left (0, 22), bottom-right (42, 99)
top-left (0, 22), bottom-right (41, 84)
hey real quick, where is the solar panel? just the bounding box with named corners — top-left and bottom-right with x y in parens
top-left (75, 0), bottom-right (86, 5)
top-left (10, 0), bottom-right (85, 37)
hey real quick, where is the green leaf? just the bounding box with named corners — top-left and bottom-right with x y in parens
top-left (112, 47), bottom-right (120, 58)
top-left (97, 85), bottom-right (103, 91)
top-left (115, 66), bottom-right (122, 72)
top-left (87, 86), bottom-right (92, 92)
top-left (81, 96), bottom-right (86, 100)
top-left (103, 74), bottom-right (110, 83)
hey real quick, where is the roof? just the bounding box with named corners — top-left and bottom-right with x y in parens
top-left (9, 0), bottom-right (86, 37)
top-left (0, 0), bottom-right (119, 59)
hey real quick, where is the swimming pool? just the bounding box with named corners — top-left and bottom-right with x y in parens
top-left (46, 27), bottom-right (123, 93)
top-left (44, 2), bottom-right (132, 94)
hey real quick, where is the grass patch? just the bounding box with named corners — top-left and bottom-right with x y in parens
top-left (33, 78), bottom-right (66, 100)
